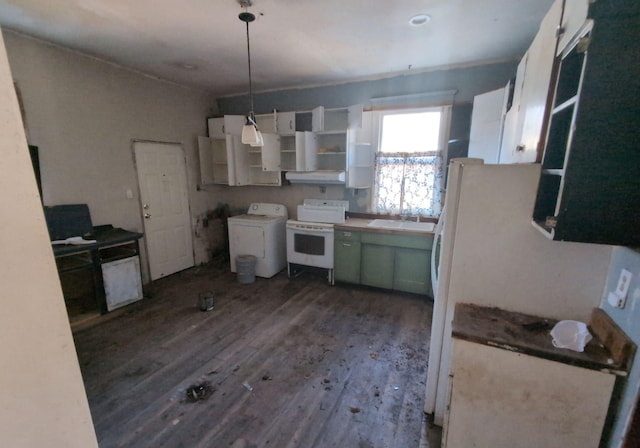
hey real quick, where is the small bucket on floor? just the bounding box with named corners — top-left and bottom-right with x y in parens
top-left (236, 255), bottom-right (257, 284)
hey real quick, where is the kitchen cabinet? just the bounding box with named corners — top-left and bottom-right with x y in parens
top-left (361, 244), bottom-right (395, 290)
top-left (557, 0), bottom-right (589, 53)
top-left (276, 111), bottom-right (296, 136)
top-left (333, 230), bottom-right (361, 284)
top-left (199, 119), bottom-right (282, 186)
top-left (446, 339), bottom-right (615, 448)
top-left (208, 115), bottom-right (245, 139)
top-left (444, 303), bottom-right (622, 448)
top-left (393, 247), bottom-right (431, 295)
top-left (499, 0), bottom-right (562, 163)
top-left (532, 0), bottom-right (640, 246)
top-left (341, 230), bottom-right (433, 295)
top-left (279, 105), bottom-right (363, 177)
top-left (255, 112), bottom-right (277, 134)
top-left (346, 110), bottom-right (374, 189)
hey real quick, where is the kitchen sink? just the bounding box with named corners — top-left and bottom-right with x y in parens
top-left (367, 219), bottom-right (435, 232)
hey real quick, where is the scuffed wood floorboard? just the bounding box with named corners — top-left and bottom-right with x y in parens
top-left (73, 263), bottom-right (433, 448)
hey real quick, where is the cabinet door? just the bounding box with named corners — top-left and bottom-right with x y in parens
top-left (255, 113), bottom-right (276, 134)
top-left (393, 247), bottom-right (431, 295)
top-left (227, 135), bottom-right (249, 186)
top-left (348, 104), bottom-right (363, 129)
top-left (261, 133), bottom-right (281, 172)
top-left (499, 55), bottom-right (528, 163)
top-left (295, 131), bottom-right (318, 171)
top-left (468, 87), bottom-right (507, 163)
top-left (361, 244), bottom-right (394, 289)
top-left (208, 118), bottom-right (225, 138)
top-left (446, 339), bottom-right (615, 448)
top-left (334, 240), bottom-right (361, 284)
top-left (518, 0), bottom-right (563, 163)
top-left (312, 106), bottom-right (325, 132)
top-left (277, 111), bottom-right (296, 136)
top-left (346, 111), bottom-right (374, 188)
top-left (198, 136), bottom-right (231, 185)
top-left (198, 136), bottom-right (215, 185)
top-left (558, 0), bottom-right (589, 54)
top-left (223, 115), bottom-right (246, 136)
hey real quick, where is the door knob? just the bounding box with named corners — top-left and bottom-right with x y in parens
top-left (144, 213), bottom-right (151, 219)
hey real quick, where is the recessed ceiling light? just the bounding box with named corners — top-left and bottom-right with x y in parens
top-left (409, 14), bottom-right (431, 27)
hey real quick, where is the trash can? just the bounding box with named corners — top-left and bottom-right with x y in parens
top-left (236, 254), bottom-right (257, 284)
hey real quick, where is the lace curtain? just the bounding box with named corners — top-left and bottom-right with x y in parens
top-left (373, 151), bottom-right (444, 217)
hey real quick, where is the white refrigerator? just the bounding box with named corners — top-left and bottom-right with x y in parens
top-left (424, 159), bottom-right (614, 426)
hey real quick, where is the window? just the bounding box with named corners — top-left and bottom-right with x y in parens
top-left (372, 107), bottom-right (450, 217)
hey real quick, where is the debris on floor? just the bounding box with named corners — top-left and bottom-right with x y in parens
top-left (370, 353), bottom-right (378, 360)
top-left (231, 438), bottom-right (248, 448)
top-left (243, 382), bottom-right (253, 392)
top-left (185, 381), bottom-right (215, 402)
top-left (261, 374), bottom-right (272, 381)
top-left (349, 406), bottom-right (361, 414)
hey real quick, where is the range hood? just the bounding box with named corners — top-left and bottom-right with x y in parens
top-left (285, 170), bottom-right (346, 185)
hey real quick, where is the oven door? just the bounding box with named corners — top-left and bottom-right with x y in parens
top-left (286, 221), bottom-right (334, 269)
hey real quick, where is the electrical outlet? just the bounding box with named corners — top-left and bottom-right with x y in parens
top-left (608, 291), bottom-right (626, 309)
top-left (615, 269), bottom-right (633, 300)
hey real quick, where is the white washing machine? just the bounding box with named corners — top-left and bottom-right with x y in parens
top-left (228, 203), bottom-right (288, 278)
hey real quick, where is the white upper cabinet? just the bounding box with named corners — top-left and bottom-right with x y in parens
top-left (499, 0), bottom-right (563, 163)
top-left (468, 87), bottom-right (508, 164)
top-left (197, 134), bottom-right (236, 186)
top-left (346, 110), bottom-right (374, 189)
top-left (276, 111), bottom-right (296, 136)
top-left (260, 133), bottom-right (281, 172)
top-left (255, 113), bottom-right (277, 134)
top-left (558, 0), bottom-right (590, 54)
top-left (517, 0), bottom-right (563, 162)
top-left (312, 106), bottom-right (325, 132)
top-left (348, 104), bottom-right (364, 129)
top-left (296, 131), bottom-right (318, 171)
top-left (208, 115), bottom-right (245, 138)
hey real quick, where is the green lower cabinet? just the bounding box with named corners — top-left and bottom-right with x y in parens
top-left (334, 240), bottom-right (361, 284)
top-left (361, 244), bottom-right (395, 289)
top-left (334, 228), bottom-right (433, 296)
top-left (394, 247), bottom-right (431, 295)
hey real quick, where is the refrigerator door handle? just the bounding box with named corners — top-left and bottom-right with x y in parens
top-left (431, 208), bottom-right (445, 296)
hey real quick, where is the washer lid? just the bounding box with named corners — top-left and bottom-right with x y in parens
top-left (229, 214), bottom-right (284, 224)
top-left (246, 203), bottom-right (288, 218)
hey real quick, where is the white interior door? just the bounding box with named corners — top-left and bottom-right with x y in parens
top-left (134, 141), bottom-right (194, 280)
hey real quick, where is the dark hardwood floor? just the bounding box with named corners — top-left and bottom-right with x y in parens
top-left (73, 262), bottom-right (439, 448)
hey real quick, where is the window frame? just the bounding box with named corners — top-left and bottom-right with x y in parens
top-left (370, 105), bottom-right (452, 217)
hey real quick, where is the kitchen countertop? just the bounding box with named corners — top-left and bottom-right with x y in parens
top-left (52, 227), bottom-right (143, 257)
top-left (452, 303), bottom-right (628, 375)
top-left (335, 217), bottom-right (436, 237)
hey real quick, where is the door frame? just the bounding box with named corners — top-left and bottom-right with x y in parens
top-left (131, 139), bottom-right (195, 282)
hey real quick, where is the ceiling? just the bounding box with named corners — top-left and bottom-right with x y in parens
top-left (0, 0), bottom-right (554, 97)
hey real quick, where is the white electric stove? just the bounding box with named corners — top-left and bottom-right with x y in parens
top-left (286, 199), bottom-right (349, 284)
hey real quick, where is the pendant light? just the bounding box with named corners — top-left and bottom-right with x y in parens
top-left (239, 0), bottom-right (264, 147)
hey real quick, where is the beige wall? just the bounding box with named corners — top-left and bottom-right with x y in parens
top-left (3, 30), bottom-right (219, 276)
top-left (0, 29), bottom-right (98, 448)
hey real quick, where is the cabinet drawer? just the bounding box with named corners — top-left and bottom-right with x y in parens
top-left (335, 230), bottom-right (361, 242)
top-left (361, 232), bottom-right (433, 250)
